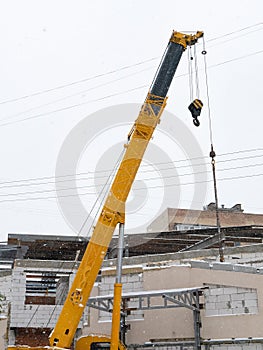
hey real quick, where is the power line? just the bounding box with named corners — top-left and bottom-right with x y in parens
top-left (1, 47), bottom-right (262, 128)
top-left (0, 171), bottom-right (262, 204)
top-left (0, 84), bottom-right (149, 128)
top-left (1, 65), bottom-right (155, 124)
top-left (0, 57), bottom-right (158, 106)
top-left (208, 49), bottom-right (263, 69)
top-left (0, 148), bottom-right (263, 189)
top-left (1, 160), bottom-right (263, 198)
top-left (1, 23), bottom-right (262, 107)
top-left (2, 159), bottom-right (263, 197)
top-left (207, 27), bottom-right (263, 49)
top-left (207, 22), bottom-right (263, 42)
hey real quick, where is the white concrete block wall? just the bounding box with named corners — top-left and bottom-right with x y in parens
top-left (205, 285), bottom-right (258, 316)
top-left (129, 344), bottom-right (263, 350)
top-left (0, 273), bottom-right (12, 316)
top-left (208, 344), bottom-right (263, 350)
top-left (11, 268), bottom-right (26, 307)
top-left (8, 263), bottom-right (86, 330)
top-left (99, 272), bottom-right (143, 321)
top-left (10, 303), bottom-right (63, 328)
top-left (131, 346), bottom-right (188, 350)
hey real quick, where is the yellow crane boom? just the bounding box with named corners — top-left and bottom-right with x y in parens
top-left (9, 30), bottom-right (203, 350)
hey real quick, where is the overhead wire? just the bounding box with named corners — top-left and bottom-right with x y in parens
top-left (1, 65), bottom-right (155, 124)
top-left (0, 84), bottom-right (149, 128)
top-left (0, 171), bottom-right (263, 205)
top-left (0, 24), bottom-right (262, 129)
top-left (206, 27), bottom-right (263, 49)
top-left (1, 23), bottom-right (262, 107)
top-left (0, 148), bottom-right (263, 189)
top-left (0, 57), bottom-right (158, 106)
top-left (1, 160), bottom-right (263, 199)
top-left (206, 22), bottom-right (263, 43)
top-left (0, 48), bottom-right (262, 129)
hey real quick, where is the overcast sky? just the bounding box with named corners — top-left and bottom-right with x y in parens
top-left (0, 0), bottom-right (262, 242)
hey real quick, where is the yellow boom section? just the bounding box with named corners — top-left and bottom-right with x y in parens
top-left (49, 92), bottom-right (167, 348)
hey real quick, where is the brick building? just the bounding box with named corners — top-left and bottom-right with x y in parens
top-left (147, 203), bottom-right (263, 232)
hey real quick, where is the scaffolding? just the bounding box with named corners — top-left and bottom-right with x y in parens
top-left (87, 286), bottom-right (208, 350)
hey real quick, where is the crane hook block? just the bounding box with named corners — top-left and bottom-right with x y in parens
top-left (188, 99), bottom-right (203, 127)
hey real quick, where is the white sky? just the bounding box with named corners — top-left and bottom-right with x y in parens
top-left (0, 0), bottom-right (262, 242)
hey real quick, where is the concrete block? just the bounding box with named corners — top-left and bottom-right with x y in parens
top-left (232, 307), bottom-right (245, 314)
top-left (206, 295), bottom-right (217, 303)
top-left (218, 308), bottom-right (232, 315)
top-left (223, 287), bottom-right (238, 294)
top-left (121, 275), bottom-right (128, 283)
top-left (190, 261), bottom-right (210, 269)
top-left (216, 301), bottom-right (229, 309)
top-left (233, 265), bottom-right (256, 273)
top-left (212, 263), bottom-right (234, 271)
top-left (245, 299), bottom-right (258, 307)
top-left (241, 253), bottom-right (256, 259)
top-left (244, 292), bottom-right (257, 300)
top-left (231, 293), bottom-right (245, 301)
top-left (210, 288), bottom-right (224, 296)
top-left (12, 296), bottom-right (24, 302)
top-left (248, 306), bottom-right (258, 314)
top-left (122, 283), bottom-right (133, 290)
top-left (102, 276), bottom-right (115, 284)
top-left (231, 300), bottom-right (243, 308)
top-left (217, 294), bottom-right (231, 302)
top-left (133, 282), bottom-right (142, 290)
top-left (236, 287), bottom-right (250, 293)
top-left (206, 302), bottom-right (216, 310)
top-left (127, 274), bottom-right (140, 282)
top-left (100, 283), bottom-right (111, 290)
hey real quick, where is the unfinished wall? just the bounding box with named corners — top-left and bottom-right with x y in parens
top-left (0, 317), bottom-right (8, 350)
top-left (86, 261), bottom-right (263, 346)
top-left (2, 243), bottom-right (263, 349)
top-left (206, 344), bottom-right (263, 350)
top-left (10, 265), bottom-right (62, 329)
top-left (0, 271), bottom-right (12, 349)
top-left (0, 271), bottom-right (12, 313)
top-left (205, 285), bottom-right (258, 316)
top-left (7, 260), bottom-right (87, 347)
top-left (99, 267), bottom-right (144, 321)
top-left (129, 342), bottom-right (263, 350)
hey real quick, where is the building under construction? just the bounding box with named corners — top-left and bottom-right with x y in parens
top-left (1, 203), bottom-right (263, 350)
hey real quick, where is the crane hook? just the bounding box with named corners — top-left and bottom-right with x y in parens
top-left (188, 99), bottom-right (203, 127)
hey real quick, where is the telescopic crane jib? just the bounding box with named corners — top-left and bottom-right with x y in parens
top-left (8, 30), bottom-right (204, 350)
